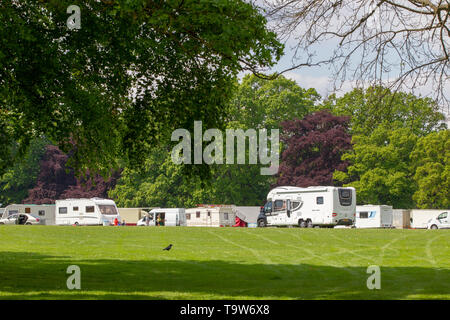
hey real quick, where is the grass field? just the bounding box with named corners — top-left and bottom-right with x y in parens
top-left (0, 225), bottom-right (449, 299)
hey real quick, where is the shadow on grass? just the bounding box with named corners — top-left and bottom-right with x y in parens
top-left (0, 251), bottom-right (449, 299)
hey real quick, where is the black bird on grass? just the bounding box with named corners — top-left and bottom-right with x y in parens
top-left (163, 244), bottom-right (173, 251)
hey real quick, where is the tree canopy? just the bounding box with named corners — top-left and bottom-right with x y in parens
top-left (0, 0), bottom-right (283, 177)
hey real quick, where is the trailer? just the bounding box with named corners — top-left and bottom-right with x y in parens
top-left (137, 208), bottom-right (186, 226)
top-left (1, 204), bottom-right (56, 225)
top-left (118, 207), bottom-right (156, 225)
top-left (185, 205), bottom-right (235, 227)
top-left (55, 198), bottom-right (121, 226)
top-left (355, 205), bottom-right (393, 228)
top-left (257, 186), bottom-right (356, 228)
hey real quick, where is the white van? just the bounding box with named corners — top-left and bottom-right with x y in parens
top-left (355, 205), bottom-right (393, 228)
top-left (55, 198), bottom-right (121, 226)
top-left (257, 186), bottom-right (356, 228)
top-left (137, 208), bottom-right (186, 227)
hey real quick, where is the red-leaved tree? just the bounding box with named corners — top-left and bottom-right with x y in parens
top-left (275, 110), bottom-right (352, 187)
top-left (23, 145), bottom-right (120, 204)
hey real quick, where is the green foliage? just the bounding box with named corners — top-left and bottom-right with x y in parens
top-left (410, 130), bottom-right (450, 209)
top-left (334, 126), bottom-right (418, 208)
top-left (0, 137), bottom-right (49, 205)
top-left (321, 86), bottom-right (446, 136)
top-left (0, 0), bottom-right (283, 177)
top-left (110, 75), bottom-right (316, 207)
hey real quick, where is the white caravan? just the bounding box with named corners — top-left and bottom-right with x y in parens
top-left (55, 198), bottom-right (121, 226)
top-left (355, 205), bottom-right (393, 228)
top-left (137, 208), bottom-right (186, 227)
top-left (1, 204), bottom-right (56, 225)
top-left (257, 186), bottom-right (356, 228)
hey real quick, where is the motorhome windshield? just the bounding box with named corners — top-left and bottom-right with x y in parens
top-left (98, 205), bottom-right (118, 215)
top-left (338, 189), bottom-right (352, 206)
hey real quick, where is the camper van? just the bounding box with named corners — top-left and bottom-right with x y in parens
top-left (1, 204), bottom-right (56, 225)
top-left (257, 186), bottom-right (356, 228)
top-left (355, 205), bottom-right (393, 228)
top-left (136, 208), bottom-right (186, 227)
top-left (55, 198), bottom-right (121, 226)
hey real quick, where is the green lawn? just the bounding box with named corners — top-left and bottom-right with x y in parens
top-left (0, 226), bottom-right (449, 299)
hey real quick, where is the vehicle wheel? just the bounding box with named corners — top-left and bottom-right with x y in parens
top-left (306, 220), bottom-right (313, 228)
top-left (430, 224), bottom-right (438, 230)
top-left (0, 222), bottom-right (4, 225)
top-left (25, 222), bottom-right (32, 225)
top-left (74, 222), bottom-right (79, 226)
top-left (314, 225), bottom-right (320, 228)
top-left (257, 219), bottom-right (266, 228)
top-left (298, 219), bottom-right (306, 228)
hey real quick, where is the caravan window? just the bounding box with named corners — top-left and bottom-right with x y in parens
top-left (25, 207), bottom-right (31, 213)
top-left (274, 200), bottom-right (285, 212)
top-left (59, 207), bottom-right (67, 214)
top-left (98, 205), bottom-right (118, 215)
top-left (196, 211), bottom-right (201, 218)
top-left (359, 212), bottom-right (369, 219)
top-left (86, 206), bottom-right (95, 213)
top-left (186, 214), bottom-right (191, 220)
top-left (316, 197), bottom-right (324, 205)
top-left (73, 207), bottom-right (79, 211)
top-left (224, 213), bottom-right (229, 220)
top-left (38, 210), bottom-right (45, 216)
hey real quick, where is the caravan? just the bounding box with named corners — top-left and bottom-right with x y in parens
top-left (0, 204), bottom-right (56, 225)
top-left (257, 186), bottom-right (356, 228)
top-left (136, 208), bottom-right (186, 226)
top-left (355, 205), bottom-right (393, 228)
top-left (55, 198), bottom-right (121, 226)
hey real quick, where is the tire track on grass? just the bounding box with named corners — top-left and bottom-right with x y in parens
top-left (271, 229), bottom-right (359, 277)
top-left (206, 230), bottom-right (283, 276)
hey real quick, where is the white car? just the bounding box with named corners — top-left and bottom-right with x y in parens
top-left (0, 213), bottom-right (41, 225)
top-left (427, 212), bottom-right (450, 229)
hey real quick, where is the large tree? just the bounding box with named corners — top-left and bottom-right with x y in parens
top-left (276, 111), bottom-right (352, 187)
top-left (23, 145), bottom-right (120, 204)
top-left (0, 0), bottom-right (283, 177)
top-left (410, 129), bottom-right (450, 209)
top-left (110, 75), bottom-right (318, 207)
top-left (334, 126), bottom-right (419, 208)
top-left (265, 0), bottom-right (450, 107)
top-left (320, 86), bottom-right (447, 136)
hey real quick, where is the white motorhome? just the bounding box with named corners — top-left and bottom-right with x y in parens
top-left (55, 198), bottom-right (121, 226)
top-left (1, 204), bottom-right (56, 225)
top-left (137, 208), bottom-right (186, 227)
top-left (257, 186), bottom-right (356, 228)
top-left (355, 205), bottom-right (393, 228)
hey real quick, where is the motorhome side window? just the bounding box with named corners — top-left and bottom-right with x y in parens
top-left (86, 206), bottom-right (95, 213)
top-left (338, 188), bottom-right (352, 206)
top-left (359, 212), bottom-right (368, 219)
top-left (59, 207), bottom-right (67, 214)
top-left (38, 210), bottom-right (45, 216)
top-left (274, 200), bottom-right (286, 212)
top-left (292, 201), bottom-right (302, 210)
top-left (316, 197), bottom-right (324, 205)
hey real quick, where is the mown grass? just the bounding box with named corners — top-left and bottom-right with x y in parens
top-left (0, 225), bottom-right (449, 299)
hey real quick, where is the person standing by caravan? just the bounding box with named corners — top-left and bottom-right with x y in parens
top-left (156, 213), bottom-right (161, 226)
